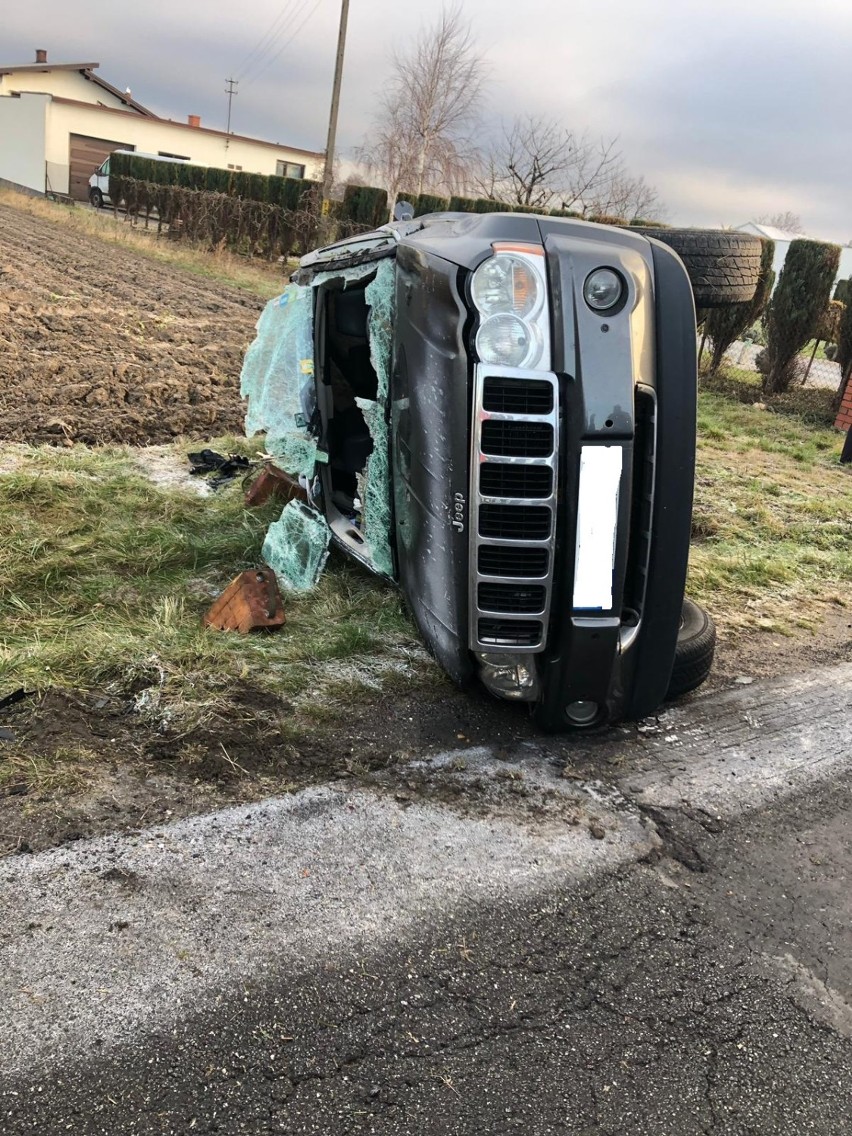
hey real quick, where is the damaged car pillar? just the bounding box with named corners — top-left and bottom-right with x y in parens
top-left (241, 213), bottom-right (761, 730)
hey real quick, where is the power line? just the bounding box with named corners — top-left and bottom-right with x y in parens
top-left (241, 0), bottom-right (323, 91)
top-left (234, 0), bottom-right (300, 80)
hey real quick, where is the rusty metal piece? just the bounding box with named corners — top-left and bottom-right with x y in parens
top-left (202, 568), bottom-right (286, 634)
top-left (244, 464), bottom-right (308, 509)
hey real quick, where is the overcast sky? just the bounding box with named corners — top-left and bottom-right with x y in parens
top-left (6, 0), bottom-right (851, 240)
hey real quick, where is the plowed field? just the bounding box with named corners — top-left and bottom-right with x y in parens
top-left (0, 202), bottom-right (265, 444)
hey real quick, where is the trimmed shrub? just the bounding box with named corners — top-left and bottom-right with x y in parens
top-left (107, 177), bottom-right (325, 258)
top-left (817, 298), bottom-right (845, 345)
top-left (834, 278), bottom-right (852, 305)
top-left (342, 184), bottom-right (389, 228)
top-left (705, 239), bottom-right (776, 373)
top-left (764, 239), bottom-right (840, 393)
top-left (414, 193), bottom-right (450, 215)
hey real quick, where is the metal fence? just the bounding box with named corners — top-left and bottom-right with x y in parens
top-left (708, 338), bottom-right (842, 391)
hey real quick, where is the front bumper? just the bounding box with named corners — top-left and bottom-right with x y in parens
top-left (468, 228), bottom-right (697, 728)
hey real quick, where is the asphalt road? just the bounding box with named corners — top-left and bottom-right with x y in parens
top-left (1, 664), bottom-right (851, 1135)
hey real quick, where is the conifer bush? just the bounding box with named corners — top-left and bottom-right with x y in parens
top-left (764, 239), bottom-right (840, 393)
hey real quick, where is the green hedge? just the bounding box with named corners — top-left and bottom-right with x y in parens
top-left (106, 176), bottom-right (324, 258)
top-left (342, 184), bottom-right (389, 228)
top-left (109, 151), bottom-right (318, 211)
top-left (398, 192), bottom-right (586, 220)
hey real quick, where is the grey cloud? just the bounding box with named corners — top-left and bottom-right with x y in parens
top-left (4, 0), bottom-right (849, 238)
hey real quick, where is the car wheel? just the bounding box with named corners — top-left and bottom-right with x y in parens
top-left (630, 228), bottom-right (762, 307)
top-left (89, 188), bottom-right (104, 209)
top-left (666, 599), bottom-right (716, 700)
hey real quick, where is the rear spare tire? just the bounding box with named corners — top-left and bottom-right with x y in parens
top-left (631, 228), bottom-right (762, 307)
top-left (666, 599), bottom-right (716, 699)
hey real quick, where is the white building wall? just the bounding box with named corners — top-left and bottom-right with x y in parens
top-left (0, 92), bottom-right (48, 191)
top-left (45, 101), bottom-right (322, 195)
top-left (738, 222), bottom-right (852, 291)
top-left (0, 68), bottom-right (134, 110)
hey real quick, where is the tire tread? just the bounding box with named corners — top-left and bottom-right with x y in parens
top-left (630, 228), bottom-right (763, 306)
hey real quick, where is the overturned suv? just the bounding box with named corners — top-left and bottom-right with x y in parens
top-left (242, 213), bottom-right (760, 730)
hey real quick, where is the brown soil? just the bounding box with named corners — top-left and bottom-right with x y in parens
top-left (0, 202), bottom-right (264, 445)
top-left (0, 682), bottom-right (547, 857)
top-left (707, 603), bottom-right (852, 691)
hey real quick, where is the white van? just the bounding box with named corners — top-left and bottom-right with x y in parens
top-left (88, 151), bottom-right (192, 208)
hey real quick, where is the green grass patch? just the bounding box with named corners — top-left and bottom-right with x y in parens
top-left (689, 390), bottom-right (852, 632)
top-left (0, 441), bottom-right (429, 727)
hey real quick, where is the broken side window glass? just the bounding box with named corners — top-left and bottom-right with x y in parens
top-left (242, 258), bottom-right (396, 591)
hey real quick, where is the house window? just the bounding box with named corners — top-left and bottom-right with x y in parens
top-left (159, 151), bottom-right (191, 161)
top-left (276, 160), bottom-right (306, 179)
top-left (227, 163), bottom-right (243, 171)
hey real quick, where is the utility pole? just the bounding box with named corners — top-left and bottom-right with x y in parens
top-left (225, 77), bottom-right (238, 135)
top-left (322, 0), bottom-right (350, 203)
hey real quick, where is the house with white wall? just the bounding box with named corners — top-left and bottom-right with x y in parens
top-left (737, 221), bottom-right (852, 291)
top-left (0, 49), bottom-right (324, 201)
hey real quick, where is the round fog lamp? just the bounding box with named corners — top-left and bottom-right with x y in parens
top-left (583, 268), bottom-right (623, 312)
top-left (565, 700), bottom-right (599, 726)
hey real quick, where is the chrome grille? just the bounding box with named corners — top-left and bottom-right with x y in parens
top-left (482, 377), bottom-right (554, 416)
top-left (469, 363), bottom-right (559, 653)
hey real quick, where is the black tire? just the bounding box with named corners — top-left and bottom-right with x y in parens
top-left (631, 228), bottom-right (762, 307)
top-left (666, 599), bottom-right (716, 699)
top-left (89, 187), bottom-right (104, 209)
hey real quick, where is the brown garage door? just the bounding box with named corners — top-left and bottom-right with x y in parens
top-left (69, 134), bottom-right (134, 201)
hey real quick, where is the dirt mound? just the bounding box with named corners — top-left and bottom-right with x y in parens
top-left (0, 203), bottom-right (268, 445)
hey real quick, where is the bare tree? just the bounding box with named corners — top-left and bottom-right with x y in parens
top-left (584, 172), bottom-right (666, 222)
top-left (757, 211), bottom-right (804, 233)
top-left (476, 117), bottom-right (617, 210)
top-left (357, 6), bottom-right (487, 201)
top-left (476, 115), bottom-right (663, 219)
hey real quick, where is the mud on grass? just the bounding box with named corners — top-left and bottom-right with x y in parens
top-left (0, 680), bottom-right (552, 857)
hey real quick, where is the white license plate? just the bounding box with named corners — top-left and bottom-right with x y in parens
top-left (572, 445), bottom-right (622, 610)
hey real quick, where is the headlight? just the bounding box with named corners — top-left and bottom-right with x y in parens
top-left (476, 313), bottom-right (542, 369)
top-left (471, 254), bottom-right (542, 318)
top-left (583, 267), bottom-right (624, 312)
top-left (470, 244), bottom-right (551, 371)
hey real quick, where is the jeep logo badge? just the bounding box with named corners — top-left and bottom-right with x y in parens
top-left (452, 491), bottom-right (465, 533)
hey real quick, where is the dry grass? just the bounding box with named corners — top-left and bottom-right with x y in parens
top-left (0, 187), bottom-right (290, 300)
top-left (689, 389), bottom-right (852, 633)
